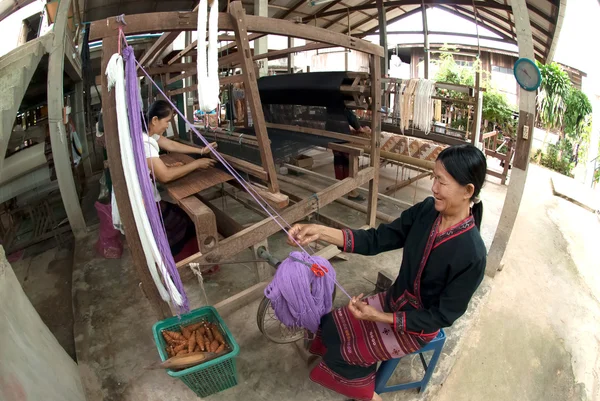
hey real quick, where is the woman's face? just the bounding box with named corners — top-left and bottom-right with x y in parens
top-left (150, 111), bottom-right (172, 134)
top-left (431, 160), bottom-right (473, 215)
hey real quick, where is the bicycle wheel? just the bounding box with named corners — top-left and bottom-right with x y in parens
top-left (256, 296), bottom-right (305, 344)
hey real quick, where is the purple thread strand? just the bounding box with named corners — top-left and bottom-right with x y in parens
top-left (134, 57), bottom-right (351, 300)
top-left (123, 46), bottom-right (189, 312)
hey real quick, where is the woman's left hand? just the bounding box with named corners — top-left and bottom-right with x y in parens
top-left (200, 142), bottom-right (218, 155)
top-left (348, 293), bottom-right (380, 322)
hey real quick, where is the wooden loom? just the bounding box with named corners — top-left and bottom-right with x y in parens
top-left (90, 4), bottom-right (384, 319)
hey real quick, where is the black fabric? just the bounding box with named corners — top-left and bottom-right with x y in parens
top-left (349, 197), bottom-right (487, 333)
top-left (257, 72), bottom-right (356, 107)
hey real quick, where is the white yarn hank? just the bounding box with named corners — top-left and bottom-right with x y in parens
top-left (413, 79), bottom-right (435, 135)
top-left (196, 0), bottom-right (220, 112)
top-left (106, 54), bottom-right (185, 307)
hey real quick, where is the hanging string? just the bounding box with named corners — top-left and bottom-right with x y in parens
top-left (133, 58), bottom-right (352, 300)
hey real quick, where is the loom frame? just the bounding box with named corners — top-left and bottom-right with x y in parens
top-left (92, 5), bottom-right (383, 319)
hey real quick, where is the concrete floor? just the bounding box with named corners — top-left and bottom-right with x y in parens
top-left (70, 150), bottom-right (506, 401)
top-left (436, 164), bottom-right (600, 401)
top-left (13, 150), bottom-right (598, 401)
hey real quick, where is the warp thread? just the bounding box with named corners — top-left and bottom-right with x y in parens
top-left (265, 251), bottom-right (335, 333)
top-left (123, 46), bottom-right (189, 312)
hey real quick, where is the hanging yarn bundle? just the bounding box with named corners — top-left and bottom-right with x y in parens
top-left (265, 251), bottom-right (336, 333)
top-left (413, 79), bottom-right (435, 134)
top-left (400, 79), bottom-right (418, 133)
top-left (123, 46), bottom-right (189, 312)
top-left (106, 52), bottom-right (187, 310)
top-left (197, 0), bottom-right (220, 112)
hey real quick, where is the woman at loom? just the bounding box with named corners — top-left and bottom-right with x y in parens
top-left (143, 100), bottom-right (217, 261)
top-left (288, 144), bottom-right (487, 401)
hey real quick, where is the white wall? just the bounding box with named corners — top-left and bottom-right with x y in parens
top-left (0, 1), bottom-right (45, 58)
top-left (0, 247), bottom-right (86, 401)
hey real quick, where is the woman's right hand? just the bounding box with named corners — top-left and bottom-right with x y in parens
top-left (287, 224), bottom-right (323, 247)
top-left (194, 158), bottom-right (217, 170)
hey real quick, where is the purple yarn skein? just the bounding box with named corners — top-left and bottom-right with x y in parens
top-left (123, 46), bottom-right (189, 312)
top-left (265, 251), bottom-right (335, 333)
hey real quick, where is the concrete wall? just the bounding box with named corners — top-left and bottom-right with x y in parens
top-left (0, 247), bottom-right (86, 401)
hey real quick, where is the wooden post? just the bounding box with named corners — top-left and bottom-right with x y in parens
top-left (486, 0), bottom-right (536, 277)
top-left (100, 32), bottom-right (171, 319)
top-left (367, 54), bottom-right (382, 227)
top-left (73, 80), bottom-right (92, 177)
top-left (47, 0), bottom-right (87, 238)
top-left (471, 71), bottom-right (481, 145)
top-left (376, 0), bottom-right (388, 79)
top-left (229, 2), bottom-right (279, 193)
top-left (421, 2), bottom-right (429, 79)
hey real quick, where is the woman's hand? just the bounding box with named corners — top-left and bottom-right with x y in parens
top-left (165, 161), bottom-right (184, 168)
top-left (348, 293), bottom-right (381, 322)
top-left (193, 158), bottom-right (217, 170)
top-left (200, 142), bottom-right (218, 155)
top-left (287, 224), bottom-right (323, 247)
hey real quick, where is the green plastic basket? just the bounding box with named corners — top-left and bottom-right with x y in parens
top-left (152, 306), bottom-right (240, 398)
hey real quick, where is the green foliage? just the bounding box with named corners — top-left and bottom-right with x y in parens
top-left (482, 88), bottom-right (517, 136)
top-left (433, 48), bottom-right (515, 135)
top-left (537, 62), bottom-right (571, 131)
top-left (532, 143), bottom-right (574, 176)
top-left (564, 88), bottom-right (592, 140)
top-left (434, 50), bottom-right (476, 88)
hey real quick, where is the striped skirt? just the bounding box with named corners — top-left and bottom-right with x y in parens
top-left (308, 292), bottom-right (433, 401)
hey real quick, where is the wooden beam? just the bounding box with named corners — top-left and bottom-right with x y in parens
top-left (89, 12), bottom-right (384, 56)
top-left (176, 167), bottom-right (375, 267)
top-left (230, 2), bottom-right (279, 193)
top-left (208, 152), bottom-right (269, 182)
top-left (283, 163), bottom-right (413, 209)
top-left (47, 0), bottom-right (86, 237)
top-left (377, 0), bottom-right (388, 77)
top-left (384, 171), bottom-right (431, 194)
top-left (166, 74), bottom-right (244, 96)
top-left (277, 174), bottom-right (395, 223)
top-left (384, 30), bottom-right (515, 44)
top-left (323, 0), bottom-right (375, 31)
top-left (357, 7), bottom-right (422, 36)
top-left (100, 35), bottom-right (172, 319)
top-left (138, 31), bottom-right (180, 67)
top-left (328, 142), bottom-right (364, 157)
top-left (366, 54), bottom-right (382, 227)
top-left (265, 123), bottom-right (370, 146)
top-left (318, 0), bottom-right (511, 18)
top-left (422, 2), bottom-right (430, 79)
top-left (143, 63), bottom-right (196, 76)
top-left (168, 39), bottom-right (199, 65)
top-left (196, 194), bottom-right (244, 238)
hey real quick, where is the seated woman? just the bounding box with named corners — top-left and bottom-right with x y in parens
top-left (287, 144), bottom-right (487, 401)
top-left (143, 100), bottom-right (217, 260)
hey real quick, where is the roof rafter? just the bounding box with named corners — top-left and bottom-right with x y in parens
top-left (357, 6), bottom-right (422, 36)
top-left (316, 0), bottom-right (510, 19)
top-left (322, 0), bottom-right (376, 30)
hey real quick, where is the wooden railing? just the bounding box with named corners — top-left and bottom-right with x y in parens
top-left (481, 131), bottom-right (514, 185)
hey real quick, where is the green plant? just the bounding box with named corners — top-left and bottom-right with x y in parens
top-left (537, 143), bottom-right (575, 176)
top-left (537, 62), bottom-right (571, 132)
top-left (482, 88), bottom-right (517, 136)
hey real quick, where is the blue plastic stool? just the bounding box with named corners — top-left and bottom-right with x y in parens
top-left (375, 329), bottom-right (446, 394)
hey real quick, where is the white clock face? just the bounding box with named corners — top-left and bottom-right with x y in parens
top-left (516, 62), bottom-right (539, 89)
